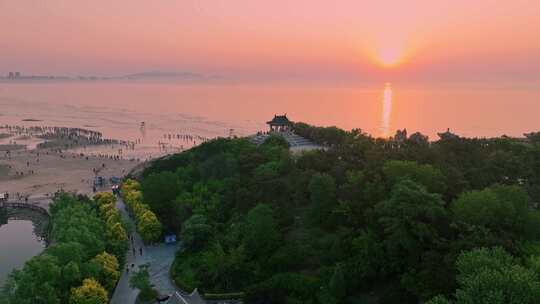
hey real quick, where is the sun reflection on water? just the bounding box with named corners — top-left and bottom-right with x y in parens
top-left (381, 83), bottom-right (393, 137)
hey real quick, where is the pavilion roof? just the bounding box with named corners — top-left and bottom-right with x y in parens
top-left (437, 128), bottom-right (460, 140)
top-left (167, 289), bottom-right (206, 304)
top-left (267, 114), bottom-right (292, 125)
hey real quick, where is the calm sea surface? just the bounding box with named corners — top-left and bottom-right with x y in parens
top-left (1, 82), bottom-right (539, 143)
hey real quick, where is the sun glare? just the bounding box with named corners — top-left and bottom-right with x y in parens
top-left (377, 48), bottom-right (403, 67)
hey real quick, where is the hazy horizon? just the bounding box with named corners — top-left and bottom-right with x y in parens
top-left (2, 3), bottom-right (540, 300)
top-left (2, 1), bottom-right (540, 83)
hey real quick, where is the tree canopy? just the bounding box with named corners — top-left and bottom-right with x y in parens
top-left (131, 124), bottom-right (540, 302)
top-left (1, 193), bottom-right (126, 304)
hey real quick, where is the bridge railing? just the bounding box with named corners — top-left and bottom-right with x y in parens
top-left (0, 201), bottom-right (49, 215)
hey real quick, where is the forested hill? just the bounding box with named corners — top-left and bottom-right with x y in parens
top-left (139, 123), bottom-right (540, 304)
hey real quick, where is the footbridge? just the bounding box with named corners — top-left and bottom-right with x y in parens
top-left (0, 194), bottom-right (52, 213)
top-left (0, 200), bottom-right (50, 242)
top-left (0, 201), bottom-right (49, 215)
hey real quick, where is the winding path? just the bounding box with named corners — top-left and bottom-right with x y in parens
top-left (110, 197), bottom-right (179, 304)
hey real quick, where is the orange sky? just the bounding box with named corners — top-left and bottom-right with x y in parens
top-left (1, 0), bottom-right (539, 82)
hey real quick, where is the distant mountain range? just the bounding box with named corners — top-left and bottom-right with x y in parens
top-left (121, 71), bottom-right (206, 79)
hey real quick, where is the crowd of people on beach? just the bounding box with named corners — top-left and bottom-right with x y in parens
top-left (163, 132), bottom-right (210, 142)
top-left (0, 144), bottom-right (135, 201)
top-left (1, 123), bottom-right (224, 160)
top-left (157, 132), bottom-right (214, 153)
top-left (2, 125), bottom-right (108, 141)
top-left (1, 124), bottom-right (229, 203)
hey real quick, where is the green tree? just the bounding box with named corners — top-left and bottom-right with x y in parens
top-left (90, 252), bottom-right (120, 291)
top-left (138, 210), bottom-right (162, 243)
top-left (47, 242), bottom-right (86, 265)
top-left (121, 179), bottom-right (141, 193)
top-left (383, 160), bottom-right (446, 194)
top-left (1, 194), bottom-right (126, 304)
top-left (198, 243), bottom-right (248, 291)
top-left (49, 193), bottom-right (79, 216)
top-left (124, 190), bottom-right (142, 208)
top-left (262, 134), bottom-right (290, 149)
top-left (428, 247), bottom-right (540, 304)
top-left (243, 204), bottom-right (280, 259)
top-left (61, 261), bottom-right (82, 293)
top-left (69, 278), bottom-right (108, 304)
top-left (129, 266), bottom-right (157, 302)
top-left (104, 220), bottom-right (128, 260)
top-left (141, 171), bottom-right (181, 231)
top-left (51, 203), bottom-right (105, 257)
top-left (374, 180), bottom-right (448, 281)
top-left (452, 185), bottom-right (530, 235)
top-left (328, 264), bottom-right (346, 301)
top-left (93, 192), bottom-right (116, 207)
top-left (128, 128), bottom-right (540, 303)
top-left (2, 254), bottom-right (62, 304)
top-left (309, 173), bottom-right (337, 227)
top-left (183, 214), bottom-right (213, 252)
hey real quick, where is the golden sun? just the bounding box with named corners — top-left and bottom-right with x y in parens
top-left (377, 48), bottom-right (403, 67)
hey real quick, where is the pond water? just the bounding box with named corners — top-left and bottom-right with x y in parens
top-left (0, 215), bottom-right (46, 284)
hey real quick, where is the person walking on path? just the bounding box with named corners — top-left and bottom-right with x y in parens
top-left (110, 197), bottom-right (147, 304)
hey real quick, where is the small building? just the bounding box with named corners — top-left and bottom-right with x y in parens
top-left (94, 176), bottom-right (105, 187)
top-left (164, 234), bottom-right (177, 244)
top-left (267, 114), bottom-right (292, 132)
top-left (110, 176), bottom-right (121, 185)
top-left (438, 128), bottom-right (459, 140)
top-left (167, 289), bottom-right (207, 304)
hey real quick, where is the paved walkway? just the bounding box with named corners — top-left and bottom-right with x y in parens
top-left (110, 198), bottom-right (179, 304)
top-left (110, 198), bottom-right (143, 304)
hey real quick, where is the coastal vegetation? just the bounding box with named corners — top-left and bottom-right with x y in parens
top-left (129, 265), bottom-right (158, 302)
top-left (0, 193), bottom-right (128, 304)
top-left (138, 124), bottom-right (540, 303)
top-left (121, 179), bottom-right (162, 243)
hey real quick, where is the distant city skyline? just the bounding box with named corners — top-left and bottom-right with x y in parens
top-left (0, 70), bottom-right (222, 83)
top-left (1, 0), bottom-right (540, 83)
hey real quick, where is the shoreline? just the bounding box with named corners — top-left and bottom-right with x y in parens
top-left (0, 148), bottom-right (140, 199)
top-left (0, 125), bottom-right (143, 199)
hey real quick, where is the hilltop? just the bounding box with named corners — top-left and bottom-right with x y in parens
top-left (135, 122), bottom-right (540, 303)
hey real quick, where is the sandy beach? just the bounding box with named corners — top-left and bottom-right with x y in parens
top-left (0, 146), bottom-right (139, 199)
